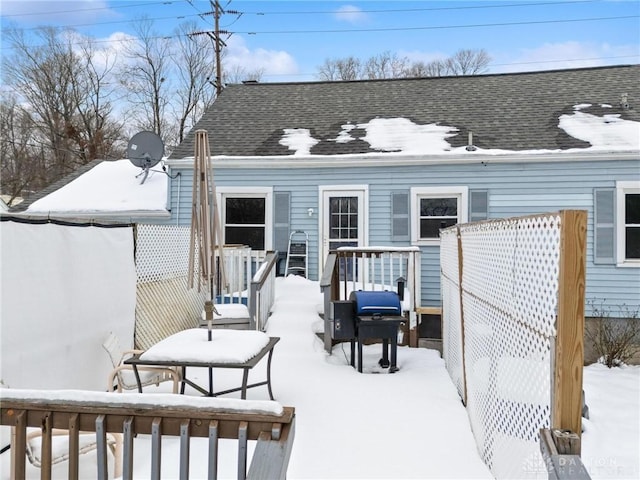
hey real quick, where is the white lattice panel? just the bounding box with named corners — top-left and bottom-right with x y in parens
top-left (136, 224), bottom-right (194, 283)
top-left (441, 213), bottom-right (563, 480)
top-left (134, 224), bottom-right (206, 349)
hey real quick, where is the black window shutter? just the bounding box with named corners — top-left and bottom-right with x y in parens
top-left (391, 191), bottom-right (409, 241)
top-left (469, 190), bottom-right (488, 222)
top-left (273, 192), bottom-right (291, 254)
top-left (594, 188), bottom-right (615, 264)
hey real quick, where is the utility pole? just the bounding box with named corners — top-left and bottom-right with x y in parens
top-left (212, 0), bottom-right (223, 96)
top-left (190, 1), bottom-right (228, 96)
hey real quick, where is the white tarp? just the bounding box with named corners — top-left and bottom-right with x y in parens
top-left (0, 218), bottom-right (137, 391)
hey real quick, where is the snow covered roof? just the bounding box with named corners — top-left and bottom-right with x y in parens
top-left (277, 110), bottom-right (639, 157)
top-left (22, 160), bottom-right (169, 218)
top-left (170, 65), bottom-right (640, 160)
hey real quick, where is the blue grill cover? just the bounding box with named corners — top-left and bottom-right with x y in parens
top-left (349, 291), bottom-right (401, 316)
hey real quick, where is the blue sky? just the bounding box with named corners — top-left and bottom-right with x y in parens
top-left (1, 0), bottom-right (639, 81)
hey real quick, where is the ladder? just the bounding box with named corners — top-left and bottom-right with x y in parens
top-left (285, 230), bottom-right (308, 277)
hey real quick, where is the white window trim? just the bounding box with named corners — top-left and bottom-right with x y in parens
top-left (216, 187), bottom-right (273, 251)
top-left (410, 186), bottom-right (468, 246)
top-left (616, 180), bottom-right (640, 268)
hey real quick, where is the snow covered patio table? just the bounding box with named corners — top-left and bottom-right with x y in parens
top-left (124, 329), bottom-right (280, 399)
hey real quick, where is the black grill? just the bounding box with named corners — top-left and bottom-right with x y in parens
top-left (331, 290), bottom-right (404, 373)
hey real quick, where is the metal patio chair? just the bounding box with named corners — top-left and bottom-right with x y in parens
top-left (102, 332), bottom-right (181, 393)
top-left (23, 427), bottom-right (123, 477)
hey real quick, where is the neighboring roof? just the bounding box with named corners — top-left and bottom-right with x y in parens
top-left (16, 160), bottom-right (169, 218)
top-left (170, 65), bottom-right (640, 159)
top-left (11, 159), bottom-right (103, 213)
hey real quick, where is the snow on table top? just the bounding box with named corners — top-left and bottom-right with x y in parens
top-left (0, 388), bottom-right (283, 416)
top-left (140, 328), bottom-right (270, 364)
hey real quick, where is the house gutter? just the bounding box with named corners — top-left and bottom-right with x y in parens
top-left (12, 210), bottom-right (171, 221)
top-left (165, 150), bottom-right (639, 169)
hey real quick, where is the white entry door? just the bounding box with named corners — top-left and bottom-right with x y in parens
top-left (320, 186), bottom-right (368, 277)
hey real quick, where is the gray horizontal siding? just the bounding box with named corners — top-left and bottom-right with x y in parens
top-left (163, 158), bottom-right (640, 314)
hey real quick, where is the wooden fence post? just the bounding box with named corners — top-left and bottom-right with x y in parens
top-left (553, 210), bottom-right (587, 442)
top-left (456, 226), bottom-right (468, 406)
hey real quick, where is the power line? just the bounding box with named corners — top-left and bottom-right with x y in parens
top-left (1, 0), bottom-right (596, 20)
top-left (0, 0), bottom-right (602, 37)
top-left (236, 15), bottom-right (639, 35)
top-left (2, 13), bottom-right (203, 34)
top-left (220, 0), bottom-right (598, 16)
top-left (0, 1), bottom-right (178, 18)
top-left (2, 14), bottom-right (636, 51)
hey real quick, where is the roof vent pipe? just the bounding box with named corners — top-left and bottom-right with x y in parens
top-left (466, 131), bottom-right (477, 152)
top-left (620, 93), bottom-right (630, 110)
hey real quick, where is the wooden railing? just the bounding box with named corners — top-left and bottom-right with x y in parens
top-left (320, 247), bottom-right (422, 351)
top-left (249, 251), bottom-right (278, 331)
top-left (1, 389), bottom-right (295, 480)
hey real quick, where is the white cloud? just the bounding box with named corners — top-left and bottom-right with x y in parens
top-left (334, 5), bottom-right (369, 24)
top-left (494, 41), bottom-right (640, 73)
top-left (224, 36), bottom-right (298, 76)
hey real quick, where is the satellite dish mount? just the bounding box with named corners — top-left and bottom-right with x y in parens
top-left (127, 131), bottom-right (165, 185)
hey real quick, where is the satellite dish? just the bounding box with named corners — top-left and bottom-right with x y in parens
top-left (127, 131), bottom-right (164, 184)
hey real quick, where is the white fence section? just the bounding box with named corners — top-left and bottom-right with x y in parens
top-left (134, 225), bottom-right (267, 349)
top-left (441, 211), bottom-right (587, 480)
top-left (1, 218), bottom-right (136, 392)
top-left (135, 224), bottom-right (206, 350)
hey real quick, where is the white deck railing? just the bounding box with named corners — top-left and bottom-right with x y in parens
top-left (320, 246), bottom-right (422, 351)
top-left (249, 252), bottom-right (278, 332)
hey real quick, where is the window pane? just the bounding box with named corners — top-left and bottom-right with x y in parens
top-left (329, 196), bottom-right (358, 240)
top-left (420, 218), bottom-right (457, 238)
top-left (625, 194), bottom-right (640, 224)
top-left (420, 198), bottom-right (457, 217)
top-left (225, 198), bottom-right (265, 224)
top-left (625, 227), bottom-right (640, 259)
top-left (225, 226), bottom-right (265, 250)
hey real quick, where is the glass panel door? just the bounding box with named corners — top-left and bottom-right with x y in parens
top-left (321, 189), bottom-right (365, 280)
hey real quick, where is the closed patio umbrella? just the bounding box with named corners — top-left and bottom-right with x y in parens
top-left (188, 129), bottom-right (227, 339)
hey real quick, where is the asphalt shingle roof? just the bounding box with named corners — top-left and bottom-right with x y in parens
top-left (169, 65), bottom-right (640, 159)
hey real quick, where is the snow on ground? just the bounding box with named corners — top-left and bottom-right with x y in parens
top-left (1, 275), bottom-right (638, 479)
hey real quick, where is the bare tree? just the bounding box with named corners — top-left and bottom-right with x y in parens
top-left (445, 49), bottom-right (491, 75)
top-left (317, 56), bottom-right (363, 81)
top-left (223, 64), bottom-right (266, 85)
top-left (0, 95), bottom-right (45, 205)
top-left (119, 18), bottom-right (173, 141)
top-left (2, 27), bottom-right (79, 181)
top-left (170, 22), bottom-right (217, 145)
top-left (69, 36), bottom-right (124, 161)
top-left (316, 58), bottom-right (340, 81)
top-left (1, 26), bottom-right (124, 201)
top-left (317, 49), bottom-right (492, 80)
top-left (416, 59), bottom-right (450, 77)
top-left (364, 51), bottom-right (410, 79)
